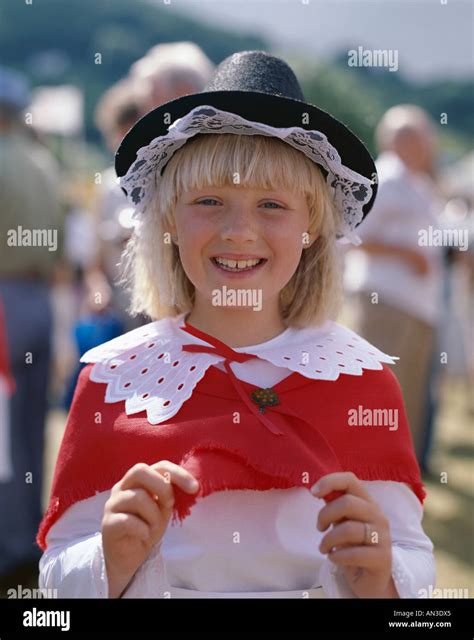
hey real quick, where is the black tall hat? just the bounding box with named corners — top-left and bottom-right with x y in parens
top-left (116, 51), bottom-right (378, 242)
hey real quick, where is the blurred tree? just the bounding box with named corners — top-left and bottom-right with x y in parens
top-left (331, 49), bottom-right (474, 147)
top-left (290, 51), bottom-right (473, 158)
top-left (291, 57), bottom-right (385, 156)
top-left (1, 1), bottom-right (471, 155)
top-left (0, 0), bottom-right (266, 141)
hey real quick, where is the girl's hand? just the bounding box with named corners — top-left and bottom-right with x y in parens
top-left (311, 471), bottom-right (399, 598)
top-left (102, 460), bottom-right (199, 598)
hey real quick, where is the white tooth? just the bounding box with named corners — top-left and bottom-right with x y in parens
top-left (215, 257), bottom-right (262, 269)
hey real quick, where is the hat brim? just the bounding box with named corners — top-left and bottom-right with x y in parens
top-left (115, 90), bottom-right (378, 219)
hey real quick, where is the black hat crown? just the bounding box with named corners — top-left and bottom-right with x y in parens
top-left (204, 51), bottom-right (306, 102)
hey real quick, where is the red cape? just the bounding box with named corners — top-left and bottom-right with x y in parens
top-left (37, 361), bottom-right (425, 551)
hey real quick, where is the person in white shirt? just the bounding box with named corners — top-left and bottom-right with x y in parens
top-left (345, 105), bottom-right (445, 463)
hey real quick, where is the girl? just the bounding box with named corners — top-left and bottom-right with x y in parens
top-left (37, 51), bottom-right (435, 598)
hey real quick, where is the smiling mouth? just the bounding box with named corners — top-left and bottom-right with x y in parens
top-left (210, 257), bottom-right (267, 272)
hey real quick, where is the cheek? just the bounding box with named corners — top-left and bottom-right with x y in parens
top-left (265, 219), bottom-right (307, 279)
top-left (175, 213), bottom-right (210, 249)
top-left (267, 220), bottom-right (306, 255)
top-left (174, 213), bottom-right (214, 279)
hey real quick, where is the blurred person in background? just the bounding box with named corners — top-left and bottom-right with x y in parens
top-left (130, 41), bottom-right (214, 115)
top-left (57, 80), bottom-right (140, 412)
top-left (0, 67), bottom-right (63, 584)
top-left (439, 157), bottom-right (474, 415)
top-left (345, 105), bottom-right (445, 469)
top-left (89, 43), bottom-right (214, 333)
top-left (91, 78), bottom-right (142, 332)
top-left (418, 191), bottom-right (474, 471)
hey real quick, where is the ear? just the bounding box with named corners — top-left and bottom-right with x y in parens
top-left (167, 220), bottom-right (178, 236)
top-left (165, 218), bottom-right (179, 245)
top-left (302, 231), bottom-right (318, 248)
top-left (163, 224), bottom-right (178, 246)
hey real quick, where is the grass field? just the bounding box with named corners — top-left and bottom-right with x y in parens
top-left (422, 377), bottom-right (474, 595)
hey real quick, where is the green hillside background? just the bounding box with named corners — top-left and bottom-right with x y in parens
top-left (1, 0), bottom-right (472, 163)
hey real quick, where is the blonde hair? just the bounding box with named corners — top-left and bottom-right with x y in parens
top-left (121, 133), bottom-right (344, 328)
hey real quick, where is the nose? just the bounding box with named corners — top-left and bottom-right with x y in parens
top-left (220, 203), bottom-right (259, 244)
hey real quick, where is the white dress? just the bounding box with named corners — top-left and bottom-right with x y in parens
top-left (38, 315), bottom-right (436, 598)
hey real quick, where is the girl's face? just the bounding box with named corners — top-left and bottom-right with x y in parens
top-left (170, 184), bottom-right (316, 312)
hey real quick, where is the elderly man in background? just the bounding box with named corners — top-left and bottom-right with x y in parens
top-left (0, 67), bottom-right (63, 584)
top-left (346, 105), bottom-right (445, 467)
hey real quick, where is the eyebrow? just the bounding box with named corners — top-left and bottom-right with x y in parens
top-left (183, 187), bottom-right (293, 196)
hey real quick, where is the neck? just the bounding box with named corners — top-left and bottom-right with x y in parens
top-left (184, 300), bottom-right (287, 348)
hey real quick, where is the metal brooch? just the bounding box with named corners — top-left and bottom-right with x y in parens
top-left (250, 388), bottom-right (280, 413)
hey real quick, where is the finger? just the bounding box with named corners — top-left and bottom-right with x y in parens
top-left (319, 520), bottom-right (385, 554)
top-left (107, 512), bottom-right (149, 543)
top-left (120, 462), bottom-right (198, 499)
top-left (319, 520), bottom-right (370, 554)
top-left (111, 488), bottom-right (162, 528)
top-left (151, 460), bottom-right (200, 494)
top-left (317, 494), bottom-right (375, 532)
top-left (327, 546), bottom-right (386, 570)
top-left (120, 464), bottom-right (175, 512)
top-left (311, 472), bottom-right (373, 503)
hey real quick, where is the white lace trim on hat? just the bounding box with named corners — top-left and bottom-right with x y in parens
top-left (80, 315), bottom-right (398, 426)
top-left (119, 106), bottom-right (375, 246)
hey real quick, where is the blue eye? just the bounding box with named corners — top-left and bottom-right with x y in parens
top-left (261, 201), bottom-right (283, 209)
top-left (196, 198), bottom-right (221, 206)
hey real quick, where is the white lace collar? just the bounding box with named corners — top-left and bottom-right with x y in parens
top-left (80, 313), bottom-right (397, 425)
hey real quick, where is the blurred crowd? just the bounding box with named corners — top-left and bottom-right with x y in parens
top-left (0, 42), bottom-right (472, 588)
